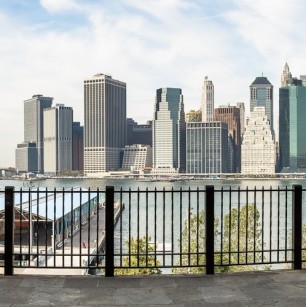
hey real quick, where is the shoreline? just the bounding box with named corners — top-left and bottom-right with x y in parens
top-left (3, 173), bottom-right (306, 181)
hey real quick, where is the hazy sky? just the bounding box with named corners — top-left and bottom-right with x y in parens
top-left (1, 0), bottom-right (305, 167)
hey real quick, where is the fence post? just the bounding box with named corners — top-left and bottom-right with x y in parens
top-left (292, 184), bottom-right (302, 270)
top-left (206, 185), bottom-right (214, 275)
top-left (5, 186), bottom-right (14, 276)
top-left (105, 186), bottom-right (115, 277)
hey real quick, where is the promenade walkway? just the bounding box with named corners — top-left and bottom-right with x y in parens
top-left (0, 270), bottom-right (305, 305)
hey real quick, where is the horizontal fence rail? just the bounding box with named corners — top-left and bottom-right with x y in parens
top-left (1, 185), bottom-right (305, 276)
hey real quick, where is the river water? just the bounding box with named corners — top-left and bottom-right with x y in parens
top-left (1, 176), bottom-right (306, 190)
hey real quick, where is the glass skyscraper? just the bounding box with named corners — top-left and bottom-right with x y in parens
top-left (279, 84), bottom-right (306, 172)
top-left (152, 88), bottom-right (185, 173)
top-left (250, 77), bottom-right (274, 132)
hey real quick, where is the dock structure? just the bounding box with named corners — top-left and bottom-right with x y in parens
top-left (0, 189), bottom-right (124, 275)
top-left (32, 201), bottom-right (123, 274)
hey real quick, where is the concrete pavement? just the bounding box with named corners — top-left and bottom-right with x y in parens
top-left (0, 270), bottom-right (306, 306)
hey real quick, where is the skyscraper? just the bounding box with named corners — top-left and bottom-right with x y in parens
top-left (241, 107), bottom-right (275, 174)
top-left (72, 122), bottom-right (84, 171)
top-left (186, 122), bottom-right (228, 174)
top-left (250, 76), bottom-right (274, 132)
top-left (236, 102), bottom-right (245, 136)
top-left (16, 95), bottom-right (53, 173)
top-left (43, 104), bottom-right (73, 175)
top-left (279, 81), bottom-right (306, 172)
top-left (152, 88), bottom-right (185, 173)
top-left (201, 77), bottom-right (214, 122)
top-left (215, 105), bottom-right (241, 172)
top-left (84, 74), bottom-right (126, 174)
top-left (281, 63), bottom-right (293, 87)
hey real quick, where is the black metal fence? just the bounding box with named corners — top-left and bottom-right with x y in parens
top-left (1, 185), bottom-right (305, 276)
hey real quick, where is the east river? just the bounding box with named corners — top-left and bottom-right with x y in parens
top-left (1, 176), bottom-right (306, 190)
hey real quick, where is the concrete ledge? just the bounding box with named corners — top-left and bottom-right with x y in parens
top-left (0, 270), bottom-right (305, 305)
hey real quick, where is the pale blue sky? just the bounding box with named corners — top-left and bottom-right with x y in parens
top-left (0, 0), bottom-right (305, 167)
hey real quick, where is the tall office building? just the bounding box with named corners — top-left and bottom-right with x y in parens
top-left (17, 95), bottom-right (53, 172)
top-left (186, 122), bottom-right (228, 174)
top-left (250, 76), bottom-right (274, 132)
top-left (72, 122), bottom-right (84, 171)
top-left (236, 102), bottom-right (245, 136)
top-left (241, 107), bottom-right (275, 174)
top-left (279, 81), bottom-right (306, 172)
top-left (152, 88), bottom-right (185, 173)
top-left (44, 104), bottom-right (73, 175)
top-left (201, 77), bottom-right (214, 122)
top-left (281, 63), bottom-right (293, 87)
top-left (215, 105), bottom-right (241, 172)
top-left (84, 74), bottom-right (126, 174)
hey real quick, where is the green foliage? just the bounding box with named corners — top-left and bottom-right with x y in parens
top-left (173, 203), bottom-right (268, 274)
top-left (219, 203), bottom-right (266, 272)
top-left (115, 236), bottom-right (161, 275)
top-left (172, 211), bottom-right (219, 274)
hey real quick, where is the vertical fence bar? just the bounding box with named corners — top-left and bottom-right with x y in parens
top-left (105, 186), bottom-right (115, 277)
top-left (220, 187), bottom-right (223, 266)
top-left (292, 184), bottom-right (302, 270)
top-left (196, 187), bottom-right (199, 266)
top-left (145, 187), bottom-right (149, 267)
top-left (137, 188), bottom-right (140, 267)
top-left (5, 186), bottom-right (14, 276)
top-left (119, 188), bottom-right (123, 267)
top-left (179, 187), bottom-right (182, 266)
top-left (205, 185), bottom-right (214, 275)
top-left (188, 187), bottom-right (191, 267)
top-left (128, 188), bottom-right (131, 267)
top-left (285, 187), bottom-right (288, 263)
top-left (171, 187), bottom-right (174, 267)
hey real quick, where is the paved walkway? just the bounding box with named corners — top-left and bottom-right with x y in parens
top-left (0, 270), bottom-right (306, 306)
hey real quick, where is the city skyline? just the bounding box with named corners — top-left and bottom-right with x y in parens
top-left (1, 0), bottom-right (306, 166)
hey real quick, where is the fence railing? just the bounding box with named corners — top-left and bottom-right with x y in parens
top-left (1, 185), bottom-right (304, 276)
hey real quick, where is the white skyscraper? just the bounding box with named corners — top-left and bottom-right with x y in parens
top-left (281, 62), bottom-right (292, 87)
top-left (241, 107), bottom-right (275, 174)
top-left (152, 88), bottom-right (185, 173)
top-left (201, 77), bottom-right (214, 122)
top-left (84, 74), bottom-right (126, 174)
top-left (43, 104), bottom-right (73, 175)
